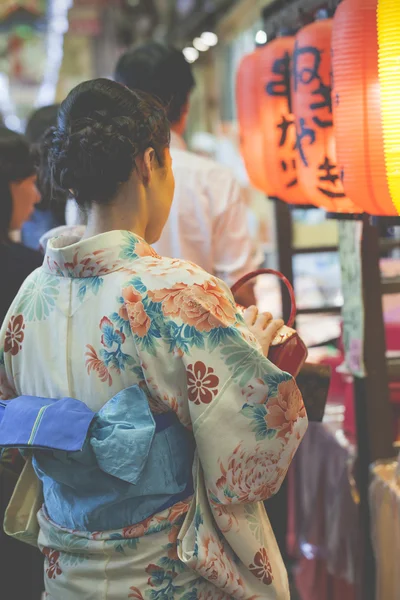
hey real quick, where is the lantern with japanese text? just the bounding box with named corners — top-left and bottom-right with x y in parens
top-left (377, 0), bottom-right (400, 214)
top-left (292, 18), bottom-right (362, 213)
top-left (236, 51), bottom-right (269, 193)
top-left (258, 36), bottom-right (307, 204)
top-left (332, 0), bottom-right (397, 216)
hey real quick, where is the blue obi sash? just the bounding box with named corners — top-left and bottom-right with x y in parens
top-left (0, 386), bottom-right (195, 532)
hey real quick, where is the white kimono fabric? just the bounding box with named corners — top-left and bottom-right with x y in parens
top-left (0, 230), bottom-right (307, 599)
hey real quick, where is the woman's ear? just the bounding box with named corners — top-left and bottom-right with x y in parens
top-left (136, 147), bottom-right (156, 186)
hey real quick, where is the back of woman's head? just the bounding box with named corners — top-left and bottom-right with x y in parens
top-left (0, 128), bottom-right (35, 241)
top-left (50, 78), bottom-right (170, 209)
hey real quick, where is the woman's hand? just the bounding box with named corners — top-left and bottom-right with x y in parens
top-left (243, 306), bottom-right (284, 357)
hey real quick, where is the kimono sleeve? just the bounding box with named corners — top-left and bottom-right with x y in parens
top-left (125, 272), bottom-right (308, 505)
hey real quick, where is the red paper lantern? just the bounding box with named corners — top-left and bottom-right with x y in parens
top-left (332, 0), bottom-right (397, 215)
top-left (292, 19), bottom-right (362, 213)
top-left (258, 37), bottom-right (308, 204)
top-left (236, 51), bottom-right (269, 193)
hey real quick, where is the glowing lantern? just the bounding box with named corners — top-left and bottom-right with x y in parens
top-left (236, 51), bottom-right (269, 193)
top-left (258, 36), bottom-right (307, 204)
top-left (292, 18), bottom-right (361, 213)
top-left (377, 0), bottom-right (400, 214)
top-left (332, 0), bottom-right (397, 215)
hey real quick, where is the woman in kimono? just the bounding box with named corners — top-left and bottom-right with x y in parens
top-left (0, 79), bottom-right (307, 599)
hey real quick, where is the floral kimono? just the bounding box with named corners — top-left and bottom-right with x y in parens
top-left (0, 230), bottom-right (307, 600)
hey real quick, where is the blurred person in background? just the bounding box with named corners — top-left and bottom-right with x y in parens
top-left (190, 131), bottom-right (217, 159)
top-left (0, 127), bottom-right (44, 600)
top-left (0, 128), bottom-right (42, 324)
top-left (21, 105), bottom-right (67, 250)
top-left (115, 43), bottom-right (261, 306)
top-left (0, 78), bottom-right (307, 599)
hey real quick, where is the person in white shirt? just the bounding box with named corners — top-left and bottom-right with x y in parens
top-left (115, 43), bottom-right (261, 306)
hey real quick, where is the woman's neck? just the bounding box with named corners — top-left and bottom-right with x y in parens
top-left (82, 180), bottom-right (149, 241)
top-left (83, 207), bottom-right (146, 240)
top-left (81, 177), bottom-right (150, 241)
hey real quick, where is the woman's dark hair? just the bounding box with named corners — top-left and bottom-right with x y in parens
top-left (25, 105), bottom-right (66, 221)
top-left (114, 43), bottom-right (195, 124)
top-left (50, 78), bottom-right (170, 209)
top-left (0, 127), bottom-right (35, 242)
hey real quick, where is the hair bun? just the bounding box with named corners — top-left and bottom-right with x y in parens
top-left (48, 78), bottom-right (170, 207)
top-left (50, 116), bottom-right (136, 206)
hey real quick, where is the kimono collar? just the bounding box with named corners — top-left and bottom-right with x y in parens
top-left (42, 230), bottom-right (159, 278)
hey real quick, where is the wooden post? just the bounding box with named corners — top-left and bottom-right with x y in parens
top-left (359, 217), bottom-right (394, 463)
top-left (274, 198), bottom-right (294, 322)
top-left (341, 216), bottom-right (395, 600)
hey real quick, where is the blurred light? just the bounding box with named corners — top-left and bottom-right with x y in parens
top-left (52, 15), bottom-right (69, 34)
top-left (36, 0), bottom-right (73, 107)
top-left (5, 115), bottom-right (22, 131)
top-left (200, 31), bottom-right (218, 47)
top-left (255, 30), bottom-right (267, 45)
top-left (0, 74), bottom-right (20, 131)
top-left (193, 37), bottom-right (209, 52)
top-left (183, 47), bottom-right (199, 63)
top-left (300, 542), bottom-right (318, 561)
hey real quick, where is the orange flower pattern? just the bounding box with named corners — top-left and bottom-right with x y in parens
top-left (148, 279), bottom-right (236, 332)
top-left (196, 525), bottom-right (245, 596)
top-left (122, 286), bottom-right (151, 338)
top-left (266, 379), bottom-right (306, 439)
top-left (212, 442), bottom-right (286, 504)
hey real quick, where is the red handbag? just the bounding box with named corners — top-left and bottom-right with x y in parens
top-left (231, 269), bottom-right (308, 378)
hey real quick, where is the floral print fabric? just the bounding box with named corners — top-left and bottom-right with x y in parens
top-left (0, 230), bottom-right (308, 599)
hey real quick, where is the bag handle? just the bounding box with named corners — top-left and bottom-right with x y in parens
top-left (231, 268), bottom-right (296, 328)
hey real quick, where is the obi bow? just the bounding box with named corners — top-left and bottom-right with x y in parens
top-left (0, 386), bottom-right (159, 485)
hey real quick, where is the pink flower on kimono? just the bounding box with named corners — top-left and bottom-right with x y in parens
top-left (42, 547), bottom-right (62, 580)
top-left (242, 378), bottom-right (269, 405)
top-left (211, 503), bottom-right (240, 534)
top-left (187, 361), bottom-right (219, 405)
top-left (63, 249), bottom-right (116, 277)
top-left (167, 499), bottom-right (191, 524)
top-left (123, 523), bottom-right (147, 539)
top-left (213, 442), bottom-right (285, 503)
top-left (148, 279), bottom-right (236, 332)
top-left (144, 258), bottom-right (197, 277)
top-left (196, 525), bottom-right (244, 595)
top-left (4, 315), bottom-right (25, 356)
top-left (266, 379), bottom-right (306, 439)
top-left (249, 548), bottom-right (274, 585)
top-left (121, 286), bottom-right (151, 338)
top-left (134, 239), bottom-right (159, 259)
